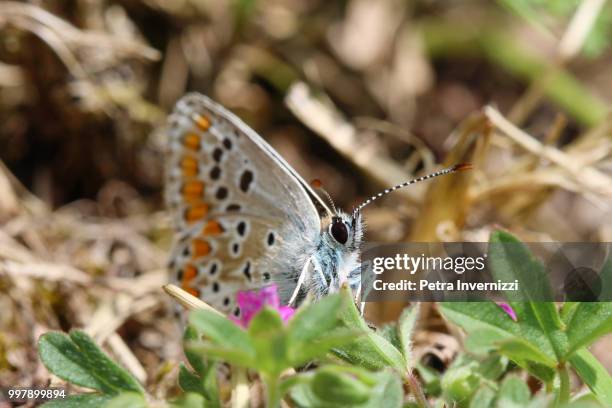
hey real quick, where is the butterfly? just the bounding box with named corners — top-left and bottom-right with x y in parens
top-left (166, 93), bottom-right (470, 316)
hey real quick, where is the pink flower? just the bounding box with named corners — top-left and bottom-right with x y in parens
top-left (497, 302), bottom-right (517, 321)
top-left (231, 284), bottom-right (296, 328)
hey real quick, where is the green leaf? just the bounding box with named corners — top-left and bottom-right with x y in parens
top-left (248, 306), bottom-right (284, 335)
top-left (520, 302), bottom-right (568, 360)
top-left (497, 337), bottom-right (557, 367)
top-left (463, 329), bottom-right (508, 355)
top-left (247, 307), bottom-right (288, 375)
top-left (103, 392), bottom-right (147, 408)
top-left (180, 328), bottom-right (220, 406)
top-left (289, 367), bottom-right (400, 408)
top-left (38, 331), bottom-right (143, 395)
top-left (378, 324), bottom-right (401, 351)
top-left (364, 370), bottom-right (403, 408)
top-left (599, 256), bottom-right (612, 300)
top-left (289, 328), bottom-right (361, 367)
top-left (183, 326), bottom-right (206, 375)
top-left (41, 394), bottom-right (112, 408)
top-left (332, 286), bottom-right (406, 372)
top-left (310, 366), bottom-right (371, 404)
top-left (398, 304), bottom-right (420, 362)
top-left (189, 310), bottom-right (254, 355)
top-left (186, 343), bottom-right (256, 368)
top-left (169, 392), bottom-right (208, 408)
top-left (560, 302), bottom-right (579, 325)
top-left (525, 393), bottom-right (553, 408)
top-left (478, 354), bottom-right (508, 381)
top-left (561, 393), bottom-right (606, 408)
top-left (415, 362), bottom-right (442, 396)
top-left (441, 363), bottom-right (480, 406)
top-left (497, 375), bottom-right (531, 407)
top-left (178, 364), bottom-right (207, 395)
top-left (488, 232), bottom-right (569, 360)
top-left (464, 329), bottom-right (507, 355)
top-left (565, 303), bottom-right (612, 357)
top-left (288, 294), bottom-right (342, 345)
top-left (488, 231), bottom-right (553, 302)
top-left (439, 302), bottom-right (556, 364)
top-left (285, 293), bottom-right (361, 366)
top-left (469, 387), bottom-right (496, 408)
top-left (524, 361), bottom-right (556, 384)
top-left (569, 348), bottom-right (612, 406)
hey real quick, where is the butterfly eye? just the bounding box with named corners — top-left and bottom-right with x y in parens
top-left (329, 218), bottom-right (349, 245)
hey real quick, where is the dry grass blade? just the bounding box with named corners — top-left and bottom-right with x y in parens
top-left (163, 284), bottom-right (223, 315)
top-left (286, 82), bottom-right (422, 202)
top-left (485, 106), bottom-right (612, 197)
top-left (0, 2), bottom-right (160, 61)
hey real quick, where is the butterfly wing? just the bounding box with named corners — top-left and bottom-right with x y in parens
top-left (166, 93), bottom-right (321, 313)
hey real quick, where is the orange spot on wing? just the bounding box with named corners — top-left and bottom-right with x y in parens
top-left (181, 156), bottom-right (199, 177)
top-left (203, 220), bottom-right (224, 235)
top-left (186, 287), bottom-right (201, 297)
top-left (183, 133), bottom-right (201, 151)
top-left (192, 239), bottom-right (211, 257)
top-left (181, 264), bottom-right (197, 287)
top-left (185, 203), bottom-right (209, 223)
top-left (182, 181), bottom-right (205, 201)
top-left (193, 114), bottom-right (211, 131)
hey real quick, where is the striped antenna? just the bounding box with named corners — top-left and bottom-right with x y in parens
top-left (353, 163), bottom-right (472, 215)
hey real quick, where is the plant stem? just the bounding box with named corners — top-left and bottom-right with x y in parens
top-left (231, 367), bottom-right (249, 408)
top-left (264, 374), bottom-right (282, 408)
top-left (404, 371), bottom-right (430, 408)
top-left (557, 363), bottom-right (571, 406)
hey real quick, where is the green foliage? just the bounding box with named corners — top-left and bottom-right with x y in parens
top-left (38, 331), bottom-right (144, 395)
top-left (331, 286), bottom-right (408, 373)
top-left (36, 231), bottom-right (612, 407)
top-left (290, 366), bottom-right (403, 408)
top-left (177, 327), bottom-right (220, 407)
top-left (42, 394), bottom-right (114, 408)
top-left (38, 330), bottom-right (144, 407)
top-left (440, 231), bottom-right (612, 407)
top-left (568, 349), bottom-right (612, 406)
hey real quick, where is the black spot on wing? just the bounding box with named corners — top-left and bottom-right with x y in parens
top-left (209, 262), bottom-right (218, 275)
top-left (237, 221), bottom-right (247, 237)
top-left (215, 186), bottom-right (228, 200)
top-left (210, 166), bottom-right (221, 180)
top-left (226, 204), bottom-right (241, 212)
top-left (240, 170), bottom-right (254, 193)
top-left (243, 261), bottom-right (252, 281)
top-left (212, 147), bottom-right (223, 162)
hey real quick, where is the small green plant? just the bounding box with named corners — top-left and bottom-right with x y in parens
top-left (37, 231), bottom-right (612, 407)
top-left (439, 231), bottom-right (612, 407)
top-left (37, 330), bottom-right (145, 407)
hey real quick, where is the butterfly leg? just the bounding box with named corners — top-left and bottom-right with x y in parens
top-left (288, 258), bottom-right (311, 306)
top-left (347, 264), bottom-right (367, 316)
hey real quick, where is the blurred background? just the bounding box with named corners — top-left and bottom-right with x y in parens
top-left (0, 0), bottom-right (611, 396)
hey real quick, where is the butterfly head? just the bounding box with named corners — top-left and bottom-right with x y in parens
top-left (326, 211), bottom-right (364, 251)
top-left (305, 210), bottom-right (363, 300)
top-left (308, 164), bottom-right (472, 300)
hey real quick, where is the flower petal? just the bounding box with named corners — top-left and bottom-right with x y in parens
top-left (278, 306), bottom-right (296, 322)
top-left (259, 284), bottom-right (281, 308)
top-left (232, 284), bottom-right (294, 328)
top-left (497, 302), bottom-right (517, 321)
